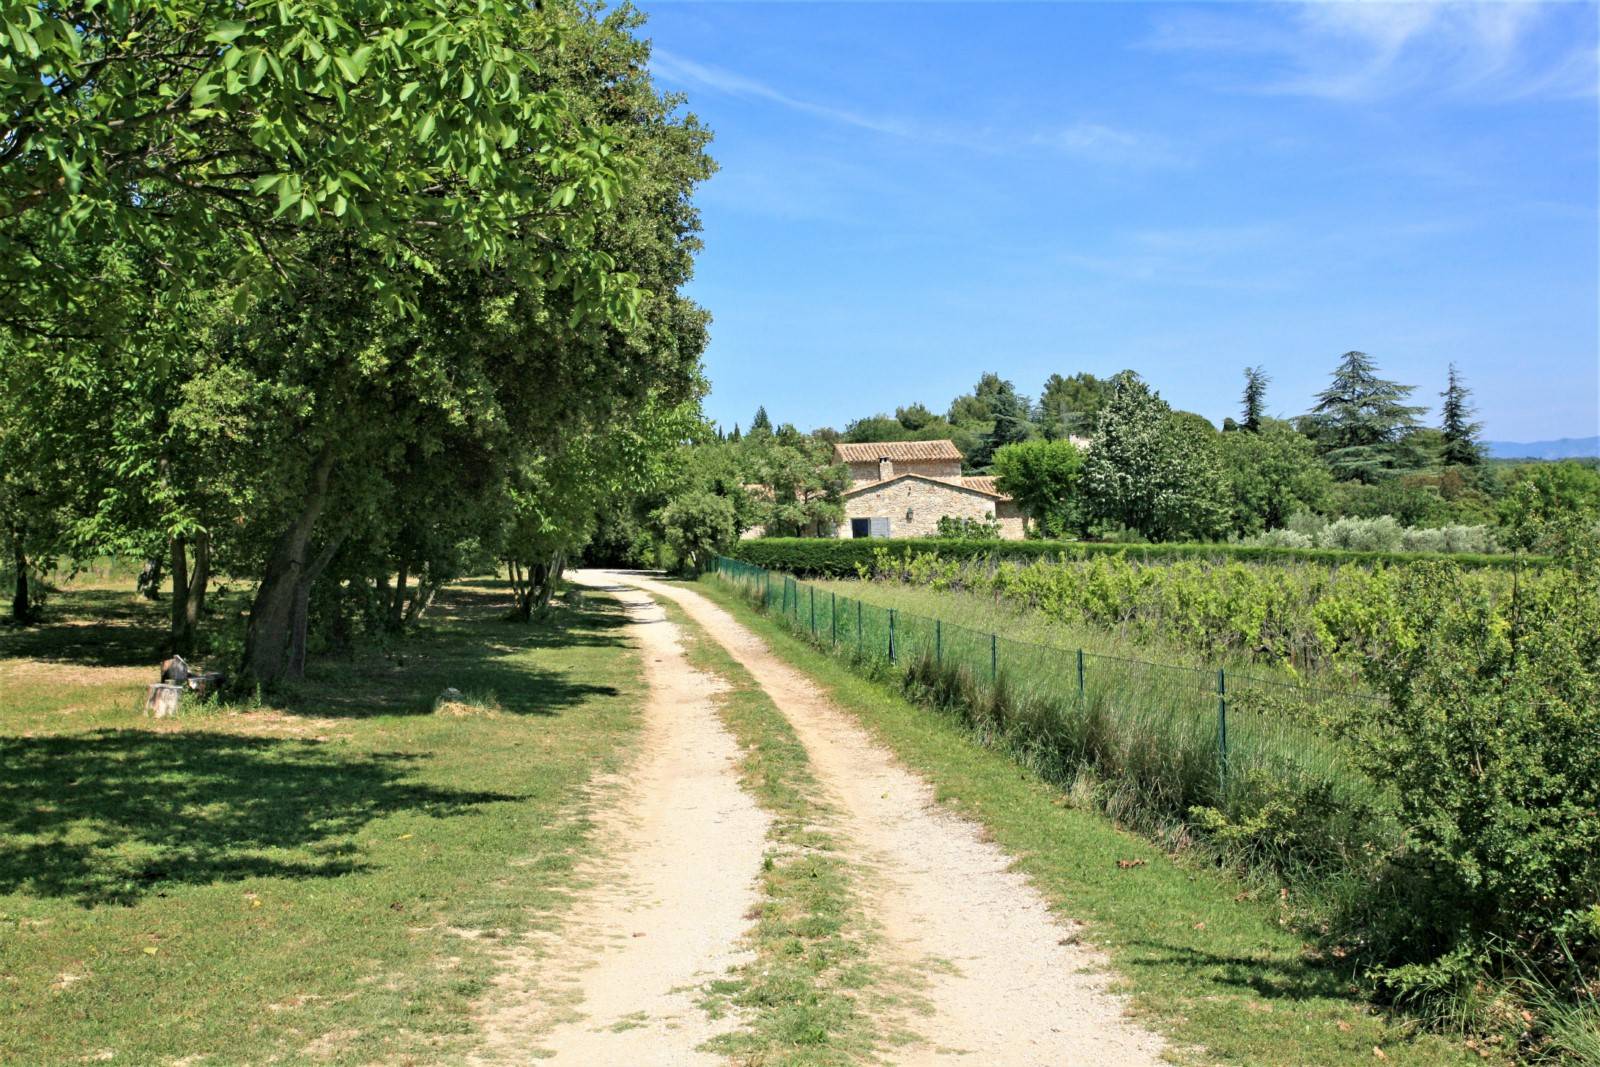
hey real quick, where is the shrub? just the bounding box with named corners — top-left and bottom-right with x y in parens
top-left (1320, 515), bottom-right (1404, 552)
top-left (934, 514), bottom-right (1001, 540)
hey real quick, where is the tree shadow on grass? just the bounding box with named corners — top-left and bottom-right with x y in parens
top-left (0, 590), bottom-right (166, 668)
top-left (1123, 937), bottom-right (1353, 1004)
top-left (0, 729), bottom-right (521, 907)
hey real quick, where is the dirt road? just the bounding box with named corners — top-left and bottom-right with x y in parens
top-left (473, 579), bottom-right (770, 1065)
top-left (489, 570), bottom-right (1168, 1065)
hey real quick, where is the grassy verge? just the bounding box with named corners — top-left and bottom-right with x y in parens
top-left (651, 595), bottom-right (907, 1065)
top-left (1, 576), bottom-right (643, 1066)
top-left (691, 574), bottom-right (1489, 1067)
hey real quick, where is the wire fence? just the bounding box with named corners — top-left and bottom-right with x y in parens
top-left (714, 555), bottom-right (1385, 827)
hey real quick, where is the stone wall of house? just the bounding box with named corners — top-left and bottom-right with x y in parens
top-left (995, 499), bottom-right (1026, 540)
top-left (837, 478), bottom-right (1008, 539)
top-left (844, 458), bottom-right (963, 485)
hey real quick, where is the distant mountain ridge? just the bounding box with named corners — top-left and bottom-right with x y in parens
top-left (1485, 436), bottom-right (1600, 460)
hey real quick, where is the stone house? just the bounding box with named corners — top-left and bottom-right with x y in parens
top-left (832, 440), bottom-right (1025, 540)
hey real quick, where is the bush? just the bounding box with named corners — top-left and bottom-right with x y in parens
top-left (934, 515), bottom-right (1001, 540)
top-left (1320, 515), bottom-right (1404, 552)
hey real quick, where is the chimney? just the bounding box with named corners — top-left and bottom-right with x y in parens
top-left (878, 456), bottom-right (894, 481)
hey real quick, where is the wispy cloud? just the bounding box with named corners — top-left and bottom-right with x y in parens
top-left (652, 48), bottom-right (1184, 168)
top-left (1147, 2), bottom-right (1598, 102)
top-left (651, 48), bottom-right (915, 137)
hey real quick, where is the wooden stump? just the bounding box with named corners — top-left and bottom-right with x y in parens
top-left (188, 672), bottom-right (226, 700)
top-left (145, 683), bottom-right (184, 718)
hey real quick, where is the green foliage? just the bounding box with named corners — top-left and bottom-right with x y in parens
top-left (1438, 364), bottom-right (1485, 467)
top-left (1218, 419), bottom-right (1330, 535)
top-left (1240, 366), bottom-right (1269, 433)
top-left (656, 489), bottom-right (736, 573)
top-left (933, 515), bottom-right (1001, 540)
top-left (991, 438), bottom-right (1085, 538)
top-left (1037, 371), bottom-right (1113, 441)
top-left (1082, 372), bottom-right (1229, 541)
top-left (1302, 352), bottom-right (1427, 483)
top-left (729, 536), bottom-right (1532, 579)
top-left (1325, 522), bottom-right (1600, 987)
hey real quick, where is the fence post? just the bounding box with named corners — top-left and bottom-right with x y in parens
top-left (809, 585), bottom-right (815, 637)
top-left (1217, 667), bottom-right (1229, 795)
top-left (990, 632), bottom-right (998, 682)
top-left (831, 591), bottom-right (837, 648)
top-left (856, 600), bottom-right (862, 655)
top-left (936, 619), bottom-right (942, 666)
top-left (888, 609), bottom-right (897, 664)
top-left (1076, 649), bottom-right (1085, 701)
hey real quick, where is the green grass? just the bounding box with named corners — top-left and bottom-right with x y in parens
top-left (652, 595), bottom-right (910, 1065)
top-left (691, 574), bottom-right (1492, 1067)
top-left (0, 575), bottom-right (644, 1066)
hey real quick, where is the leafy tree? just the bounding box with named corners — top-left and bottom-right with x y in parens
top-left (2, 0), bottom-right (635, 335)
top-left (896, 403), bottom-right (936, 431)
top-left (1438, 363), bottom-right (1485, 467)
top-left (949, 373), bottom-right (1034, 469)
top-left (1037, 372), bottom-right (1112, 441)
top-left (656, 490), bottom-right (736, 573)
top-left (1217, 420), bottom-right (1330, 535)
top-left (1497, 462), bottom-right (1600, 551)
top-left (1302, 351), bottom-right (1426, 482)
top-left (1240, 366), bottom-right (1269, 433)
top-left (749, 406), bottom-right (773, 434)
top-left (992, 439), bottom-right (1086, 538)
top-left (1082, 372), bottom-right (1228, 541)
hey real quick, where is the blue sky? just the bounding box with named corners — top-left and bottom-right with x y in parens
top-left (637, 1), bottom-right (1599, 442)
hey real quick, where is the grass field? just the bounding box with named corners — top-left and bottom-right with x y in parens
top-left (0, 575), bottom-right (644, 1066)
top-left (691, 574), bottom-right (1490, 1067)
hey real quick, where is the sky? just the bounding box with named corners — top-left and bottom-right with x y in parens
top-left (636, 1), bottom-right (1600, 443)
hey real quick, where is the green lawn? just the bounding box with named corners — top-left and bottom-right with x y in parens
top-left (691, 575), bottom-right (1490, 1067)
top-left (0, 577), bottom-right (643, 1066)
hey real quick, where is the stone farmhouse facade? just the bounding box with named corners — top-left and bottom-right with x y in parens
top-left (833, 440), bottom-right (1025, 540)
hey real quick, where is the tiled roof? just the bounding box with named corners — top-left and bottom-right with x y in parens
top-left (832, 440), bottom-right (963, 463)
top-left (843, 472), bottom-right (1009, 501)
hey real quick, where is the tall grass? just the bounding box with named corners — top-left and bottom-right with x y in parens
top-left (714, 558), bottom-right (1399, 895)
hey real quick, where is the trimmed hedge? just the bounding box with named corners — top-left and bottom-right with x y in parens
top-left (727, 536), bottom-right (1535, 577)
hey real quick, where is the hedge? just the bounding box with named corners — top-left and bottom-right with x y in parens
top-left (726, 536), bottom-right (1536, 577)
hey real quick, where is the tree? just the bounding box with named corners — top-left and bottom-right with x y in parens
top-left (1438, 363), bottom-right (1485, 467)
top-left (992, 439), bottom-right (1086, 538)
top-left (1217, 420), bottom-right (1330, 535)
top-left (948, 373), bottom-right (1034, 470)
top-left (2, 0), bottom-right (635, 337)
top-left (1037, 372), bottom-right (1112, 441)
top-left (1240, 366), bottom-right (1269, 433)
top-left (896, 403), bottom-right (935, 431)
top-left (1301, 352), bottom-right (1426, 482)
top-left (750, 406), bottom-right (773, 434)
top-left (1082, 372), bottom-right (1228, 541)
top-left (657, 490), bottom-right (736, 573)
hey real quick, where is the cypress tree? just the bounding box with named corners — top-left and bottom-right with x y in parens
top-left (1241, 366), bottom-right (1269, 433)
top-left (1439, 363), bottom-right (1485, 466)
top-left (750, 406), bottom-right (772, 434)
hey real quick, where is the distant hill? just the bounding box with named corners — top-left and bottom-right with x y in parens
top-left (1485, 436), bottom-right (1600, 461)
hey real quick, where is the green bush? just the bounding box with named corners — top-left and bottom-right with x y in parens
top-left (728, 536), bottom-right (1530, 578)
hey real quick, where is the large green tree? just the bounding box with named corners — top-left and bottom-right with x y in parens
top-left (1217, 419), bottom-right (1330, 535)
top-left (1438, 363), bottom-right (1485, 467)
top-left (1301, 351), bottom-right (1426, 482)
top-left (1082, 372), bottom-right (1228, 541)
top-left (1037, 371), bottom-right (1112, 441)
top-left (992, 439), bottom-right (1085, 538)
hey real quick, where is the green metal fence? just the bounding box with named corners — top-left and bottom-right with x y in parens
top-left (713, 555), bottom-right (1382, 828)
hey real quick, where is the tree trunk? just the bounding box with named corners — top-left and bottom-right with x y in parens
top-left (169, 532), bottom-right (212, 655)
top-left (389, 558), bottom-right (409, 631)
top-left (9, 529), bottom-right (28, 623)
top-left (405, 572), bottom-right (439, 623)
top-left (287, 535), bottom-right (343, 680)
top-left (242, 448), bottom-right (337, 686)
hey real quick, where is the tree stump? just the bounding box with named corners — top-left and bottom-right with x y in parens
top-left (145, 683), bottom-right (184, 718)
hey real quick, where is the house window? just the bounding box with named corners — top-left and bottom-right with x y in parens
top-left (850, 518), bottom-right (871, 539)
top-left (870, 517), bottom-right (891, 538)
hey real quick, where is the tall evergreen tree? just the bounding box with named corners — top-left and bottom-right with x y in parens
top-left (1439, 363), bottom-right (1485, 466)
top-left (1303, 351), bottom-right (1425, 482)
top-left (1241, 366), bottom-right (1270, 433)
top-left (749, 406), bottom-right (772, 434)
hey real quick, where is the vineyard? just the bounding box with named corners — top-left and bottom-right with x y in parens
top-left (712, 533), bottom-right (1600, 1053)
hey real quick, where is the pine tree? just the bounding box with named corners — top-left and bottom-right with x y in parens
top-left (1303, 351), bottom-right (1425, 482)
top-left (728, 422), bottom-right (742, 443)
top-left (1438, 363), bottom-right (1485, 466)
top-left (1241, 366), bottom-right (1269, 433)
top-left (749, 406), bottom-right (772, 434)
